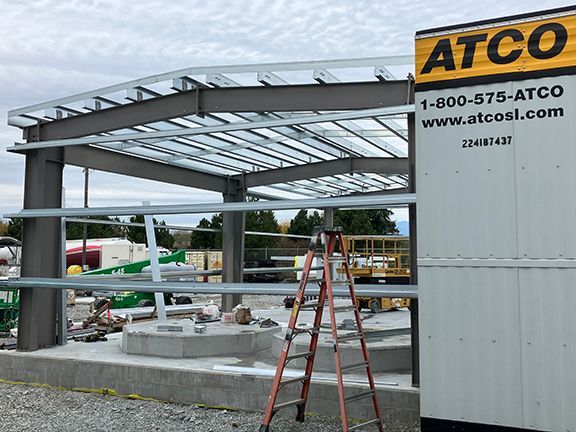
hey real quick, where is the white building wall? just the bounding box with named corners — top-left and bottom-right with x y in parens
top-left (417, 74), bottom-right (576, 431)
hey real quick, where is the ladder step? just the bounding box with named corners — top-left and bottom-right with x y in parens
top-left (307, 278), bottom-right (325, 283)
top-left (349, 418), bottom-right (382, 431)
top-left (327, 256), bottom-right (347, 262)
top-left (332, 280), bottom-right (353, 285)
top-left (340, 361), bottom-right (369, 373)
top-left (280, 375), bottom-right (310, 386)
top-left (273, 398), bottom-right (306, 411)
top-left (332, 304), bottom-right (356, 313)
top-left (300, 302), bottom-right (322, 309)
top-left (285, 351), bottom-right (314, 361)
top-left (338, 331), bottom-right (363, 342)
top-left (294, 326), bottom-right (320, 335)
top-left (344, 390), bottom-right (375, 403)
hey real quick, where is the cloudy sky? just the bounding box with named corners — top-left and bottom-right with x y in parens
top-left (0, 0), bottom-right (570, 228)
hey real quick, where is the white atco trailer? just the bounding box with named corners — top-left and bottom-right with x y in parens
top-left (416, 6), bottom-right (576, 432)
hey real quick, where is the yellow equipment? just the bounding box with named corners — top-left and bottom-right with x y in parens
top-left (340, 235), bottom-right (411, 313)
top-left (67, 265), bottom-right (83, 275)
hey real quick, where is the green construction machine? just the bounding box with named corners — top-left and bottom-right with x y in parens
top-left (0, 288), bottom-right (18, 332)
top-left (79, 250), bottom-right (188, 309)
top-left (0, 237), bottom-right (21, 332)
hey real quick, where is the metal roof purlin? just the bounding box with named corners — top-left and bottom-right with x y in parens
top-left (9, 105), bottom-right (415, 151)
top-left (8, 56), bottom-right (416, 200)
top-left (201, 70), bottom-right (382, 195)
top-left (8, 56), bottom-right (413, 121)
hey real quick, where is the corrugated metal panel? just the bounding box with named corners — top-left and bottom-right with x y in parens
top-left (519, 268), bottom-right (576, 431)
top-left (419, 266), bottom-right (523, 427)
top-left (417, 39), bottom-right (576, 432)
top-left (416, 83), bottom-right (517, 260)
top-left (515, 75), bottom-right (576, 259)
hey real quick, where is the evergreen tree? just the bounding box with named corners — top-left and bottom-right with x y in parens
top-left (189, 218), bottom-right (216, 249)
top-left (154, 220), bottom-right (175, 249)
top-left (365, 209), bottom-right (399, 234)
top-left (6, 218), bottom-right (22, 240)
top-left (333, 209), bottom-right (398, 235)
top-left (125, 215), bottom-right (174, 249)
top-left (334, 210), bottom-right (374, 235)
top-left (66, 216), bottom-right (125, 240)
top-left (288, 210), bottom-right (310, 235)
top-left (211, 213), bottom-right (223, 249)
top-left (245, 210), bottom-right (279, 248)
top-left (309, 210), bottom-right (324, 230)
top-left (288, 210), bottom-right (324, 236)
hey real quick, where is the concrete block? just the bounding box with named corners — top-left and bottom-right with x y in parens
top-left (272, 332), bottom-right (411, 373)
top-left (122, 320), bottom-right (281, 358)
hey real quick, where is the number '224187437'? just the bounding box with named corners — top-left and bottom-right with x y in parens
top-left (462, 136), bottom-right (512, 148)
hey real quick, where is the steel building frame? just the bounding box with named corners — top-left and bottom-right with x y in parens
top-left (5, 55), bottom-right (418, 384)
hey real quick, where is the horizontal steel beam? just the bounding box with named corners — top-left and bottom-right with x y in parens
top-left (77, 266), bottom-right (325, 280)
top-left (9, 55), bottom-right (413, 123)
top-left (10, 105), bottom-right (415, 152)
top-left (63, 146), bottom-right (231, 193)
top-left (66, 217), bottom-right (311, 239)
top-left (6, 277), bottom-right (418, 298)
top-left (21, 81), bottom-right (411, 141)
top-left (5, 193), bottom-right (416, 218)
top-left (237, 157), bottom-right (408, 187)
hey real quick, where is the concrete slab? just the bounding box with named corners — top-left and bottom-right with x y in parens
top-left (0, 305), bottom-right (418, 427)
top-left (263, 300), bottom-right (412, 372)
top-left (272, 331), bottom-right (411, 373)
top-left (122, 319), bottom-right (282, 357)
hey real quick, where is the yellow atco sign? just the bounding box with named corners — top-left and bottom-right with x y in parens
top-left (416, 11), bottom-right (576, 86)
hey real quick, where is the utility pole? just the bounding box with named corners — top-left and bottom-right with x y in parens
top-left (81, 168), bottom-right (89, 271)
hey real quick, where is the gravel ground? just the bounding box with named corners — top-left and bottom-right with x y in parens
top-left (67, 303), bottom-right (92, 322)
top-left (1, 300), bottom-right (419, 432)
top-left (0, 381), bottom-right (418, 432)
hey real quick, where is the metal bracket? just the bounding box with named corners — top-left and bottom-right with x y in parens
top-left (406, 73), bottom-right (415, 104)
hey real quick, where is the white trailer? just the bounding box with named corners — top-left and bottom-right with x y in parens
top-left (416, 6), bottom-right (576, 432)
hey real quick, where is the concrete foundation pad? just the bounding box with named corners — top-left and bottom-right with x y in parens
top-left (122, 319), bottom-right (282, 357)
top-left (272, 331), bottom-right (411, 373)
top-left (0, 307), bottom-right (419, 427)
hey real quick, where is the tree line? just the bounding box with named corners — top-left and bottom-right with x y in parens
top-left (0, 208), bottom-right (398, 251)
top-left (188, 209), bottom-right (398, 250)
top-left (0, 216), bottom-right (174, 249)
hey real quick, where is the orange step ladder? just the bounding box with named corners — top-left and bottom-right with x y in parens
top-left (260, 227), bottom-right (384, 432)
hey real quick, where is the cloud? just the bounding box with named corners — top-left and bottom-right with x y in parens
top-left (1, 0), bottom-right (570, 223)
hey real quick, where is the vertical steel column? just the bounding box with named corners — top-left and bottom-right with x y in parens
top-left (221, 183), bottom-right (246, 312)
top-left (142, 201), bottom-right (167, 321)
top-left (18, 148), bottom-right (64, 351)
top-left (408, 104), bottom-right (420, 387)
top-left (324, 208), bottom-right (336, 282)
top-left (81, 168), bottom-right (89, 271)
top-left (324, 208), bottom-right (334, 227)
top-left (56, 189), bottom-right (67, 345)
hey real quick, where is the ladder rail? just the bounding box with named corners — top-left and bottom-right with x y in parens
top-left (337, 231), bottom-right (384, 428)
top-left (324, 231), bottom-right (352, 431)
top-left (260, 234), bottom-right (318, 428)
top-left (297, 236), bottom-right (331, 419)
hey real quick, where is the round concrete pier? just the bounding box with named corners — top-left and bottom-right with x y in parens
top-left (271, 329), bottom-right (411, 373)
top-left (122, 319), bottom-right (282, 358)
